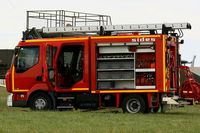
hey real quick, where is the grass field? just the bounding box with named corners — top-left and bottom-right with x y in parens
top-left (1, 87), bottom-right (200, 133)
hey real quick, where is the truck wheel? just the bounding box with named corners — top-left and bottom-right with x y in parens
top-left (29, 93), bottom-right (52, 110)
top-left (122, 95), bottom-right (146, 113)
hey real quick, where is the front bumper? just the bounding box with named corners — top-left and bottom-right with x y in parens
top-left (7, 93), bottom-right (27, 107)
top-left (7, 94), bottom-right (13, 107)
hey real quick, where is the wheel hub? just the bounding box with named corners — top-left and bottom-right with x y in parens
top-left (126, 99), bottom-right (141, 113)
top-left (35, 98), bottom-right (46, 110)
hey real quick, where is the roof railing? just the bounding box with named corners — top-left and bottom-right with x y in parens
top-left (26, 10), bottom-right (112, 30)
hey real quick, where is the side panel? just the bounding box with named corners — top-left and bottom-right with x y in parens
top-left (90, 35), bottom-right (163, 93)
top-left (155, 35), bottom-right (168, 92)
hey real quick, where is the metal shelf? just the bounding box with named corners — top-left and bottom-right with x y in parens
top-left (136, 49), bottom-right (155, 53)
top-left (135, 86), bottom-right (156, 89)
top-left (97, 58), bottom-right (134, 61)
top-left (97, 79), bottom-right (135, 81)
top-left (97, 68), bottom-right (135, 71)
top-left (135, 68), bottom-right (155, 72)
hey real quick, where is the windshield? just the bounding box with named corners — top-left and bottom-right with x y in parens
top-left (15, 46), bottom-right (39, 73)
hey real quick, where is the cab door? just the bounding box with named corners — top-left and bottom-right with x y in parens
top-left (13, 44), bottom-right (43, 92)
top-left (45, 44), bottom-right (55, 87)
top-left (55, 39), bottom-right (89, 92)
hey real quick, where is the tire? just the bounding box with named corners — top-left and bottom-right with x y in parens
top-left (29, 93), bottom-right (52, 110)
top-left (122, 94), bottom-right (146, 113)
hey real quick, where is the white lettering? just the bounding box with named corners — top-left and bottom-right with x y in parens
top-left (132, 37), bottom-right (156, 42)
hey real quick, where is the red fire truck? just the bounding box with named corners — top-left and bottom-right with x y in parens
top-left (6, 10), bottom-right (192, 113)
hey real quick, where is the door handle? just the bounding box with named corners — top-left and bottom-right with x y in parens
top-left (36, 76), bottom-right (42, 81)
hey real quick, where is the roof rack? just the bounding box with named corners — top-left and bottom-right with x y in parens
top-left (23, 10), bottom-right (191, 40)
top-left (26, 10), bottom-right (112, 30)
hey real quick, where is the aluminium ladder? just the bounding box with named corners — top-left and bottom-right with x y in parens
top-left (23, 22), bottom-right (191, 40)
top-left (42, 23), bottom-right (191, 34)
top-left (24, 10), bottom-right (191, 39)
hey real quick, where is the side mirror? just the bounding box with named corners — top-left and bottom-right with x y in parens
top-left (14, 47), bottom-right (20, 55)
top-left (14, 47), bottom-right (20, 68)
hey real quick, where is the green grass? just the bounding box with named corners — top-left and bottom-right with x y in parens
top-left (1, 86), bottom-right (200, 133)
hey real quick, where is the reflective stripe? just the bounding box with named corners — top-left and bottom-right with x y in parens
top-left (11, 65), bottom-right (28, 92)
top-left (71, 88), bottom-right (89, 91)
top-left (25, 38), bottom-right (88, 43)
top-left (98, 90), bottom-right (158, 93)
top-left (11, 65), bottom-right (15, 92)
top-left (163, 35), bottom-right (166, 92)
top-left (91, 35), bottom-right (161, 39)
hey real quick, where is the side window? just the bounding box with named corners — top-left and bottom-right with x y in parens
top-left (46, 46), bottom-right (57, 67)
top-left (16, 46), bottom-right (39, 73)
top-left (53, 47), bottom-right (57, 57)
top-left (64, 52), bottom-right (73, 67)
top-left (46, 46), bottom-right (52, 67)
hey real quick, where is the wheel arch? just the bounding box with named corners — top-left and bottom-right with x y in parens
top-left (27, 90), bottom-right (53, 107)
top-left (121, 93), bottom-right (148, 113)
top-left (120, 93), bottom-right (148, 107)
top-left (27, 83), bottom-right (52, 105)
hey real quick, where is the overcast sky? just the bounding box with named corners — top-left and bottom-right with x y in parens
top-left (0, 0), bottom-right (199, 66)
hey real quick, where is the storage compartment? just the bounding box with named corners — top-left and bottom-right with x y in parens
top-left (98, 71), bottom-right (134, 80)
top-left (99, 46), bottom-right (131, 54)
top-left (135, 52), bottom-right (156, 89)
top-left (115, 81), bottom-right (135, 89)
top-left (96, 45), bottom-right (135, 90)
top-left (136, 72), bottom-right (155, 86)
top-left (98, 82), bottom-right (114, 89)
top-left (135, 53), bottom-right (155, 68)
top-left (97, 81), bottom-right (135, 89)
top-left (97, 60), bottom-right (134, 69)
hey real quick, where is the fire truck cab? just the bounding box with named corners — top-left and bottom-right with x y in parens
top-left (6, 10), bottom-right (191, 113)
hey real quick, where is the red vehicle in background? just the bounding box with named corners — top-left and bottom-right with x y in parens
top-left (6, 10), bottom-right (192, 113)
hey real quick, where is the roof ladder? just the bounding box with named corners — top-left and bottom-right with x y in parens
top-left (43, 23), bottom-right (191, 34)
